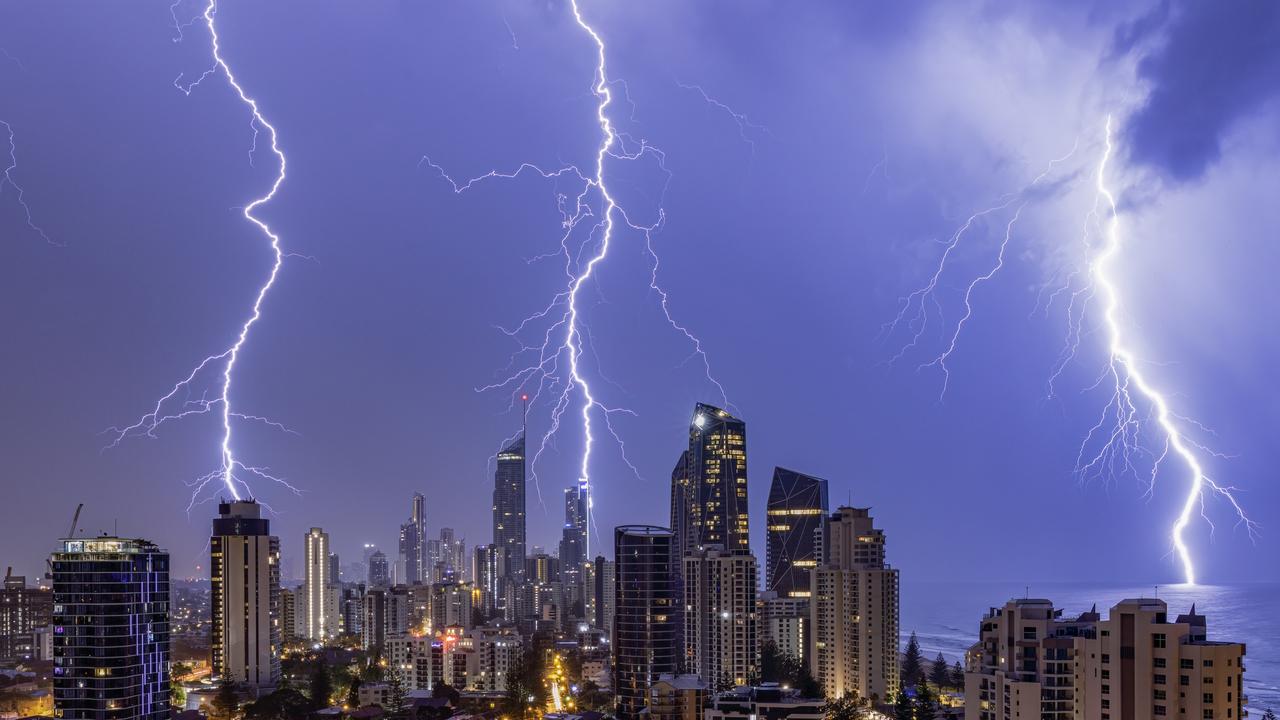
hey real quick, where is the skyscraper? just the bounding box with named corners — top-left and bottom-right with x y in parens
top-left (687, 403), bottom-right (749, 552)
top-left (473, 544), bottom-right (501, 618)
top-left (614, 526), bottom-right (678, 720)
top-left (765, 468), bottom-right (829, 598)
top-left (492, 433), bottom-right (526, 590)
top-left (210, 500), bottom-right (281, 690)
top-left (399, 493), bottom-right (426, 585)
top-left (51, 537), bottom-right (170, 720)
top-left (303, 527), bottom-right (332, 641)
top-left (559, 481), bottom-right (588, 617)
top-left (810, 507), bottom-right (899, 703)
top-left (367, 550), bottom-right (390, 589)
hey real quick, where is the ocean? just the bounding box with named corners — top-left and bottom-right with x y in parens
top-left (901, 580), bottom-right (1280, 714)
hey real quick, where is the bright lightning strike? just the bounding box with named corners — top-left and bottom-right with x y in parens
top-left (1, 120), bottom-right (56, 245)
top-left (108, 0), bottom-right (297, 509)
top-left (423, 1), bottom-right (731, 533)
top-left (1078, 116), bottom-right (1256, 584)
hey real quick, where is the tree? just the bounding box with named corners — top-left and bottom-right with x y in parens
top-left (346, 678), bottom-right (363, 710)
top-left (893, 691), bottom-right (913, 720)
top-left (1262, 711), bottom-right (1276, 720)
top-left (824, 695), bottom-right (866, 720)
top-left (207, 681), bottom-right (240, 720)
top-left (902, 632), bottom-right (924, 688)
top-left (243, 689), bottom-right (310, 720)
top-left (916, 683), bottom-right (939, 720)
top-left (760, 640), bottom-right (788, 683)
top-left (794, 663), bottom-right (823, 699)
top-left (502, 650), bottom-right (543, 720)
top-left (949, 661), bottom-right (965, 689)
top-left (472, 607), bottom-right (488, 629)
top-left (929, 652), bottom-right (949, 688)
top-left (386, 667), bottom-right (408, 717)
top-left (308, 659), bottom-right (333, 711)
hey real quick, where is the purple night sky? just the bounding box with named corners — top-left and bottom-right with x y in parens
top-left (2, 1), bottom-right (1278, 587)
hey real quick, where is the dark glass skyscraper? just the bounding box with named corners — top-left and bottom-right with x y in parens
top-left (51, 537), bottom-right (170, 720)
top-left (613, 526), bottom-right (677, 720)
top-left (399, 492), bottom-right (426, 585)
top-left (687, 403), bottom-right (750, 553)
top-left (559, 481), bottom-right (588, 616)
top-left (764, 467), bottom-right (830, 598)
top-left (492, 433), bottom-right (526, 588)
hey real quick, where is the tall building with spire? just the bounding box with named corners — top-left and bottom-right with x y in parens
top-left (492, 433), bottom-right (526, 592)
top-left (399, 493), bottom-right (426, 585)
top-left (210, 500), bottom-right (280, 690)
top-left (765, 468), bottom-right (829, 598)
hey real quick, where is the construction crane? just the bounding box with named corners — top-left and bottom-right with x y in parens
top-left (46, 503), bottom-right (84, 579)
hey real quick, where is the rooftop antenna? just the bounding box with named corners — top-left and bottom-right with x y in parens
top-left (1025, 585), bottom-right (1031, 599)
top-left (1154, 585), bottom-right (1159, 598)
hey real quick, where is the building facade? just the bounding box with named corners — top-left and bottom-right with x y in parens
top-left (965, 598), bottom-right (1247, 720)
top-left (492, 434), bottom-right (527, 593)
top-left (614, 526), bottom-right (678, 720)
top-left (51, 537), bottom-right (170, 720)
top-left (759, 592), bottom-right (809, 666)
top-left (683, 546), bottom-right (758, 688)
top-left (303, 527), bottom-right (333, 642)
top-left (810, 507), bottom-right (899, 703)
top-left (210, 500), bottom-right (281, 689)
top-left (764, 468), bottom-right (828, 599)
top-left (1, 570), bottom-right (51, 661)
top-left (686, 403), bottom-right (750, 553)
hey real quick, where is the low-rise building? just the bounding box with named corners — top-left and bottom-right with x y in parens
top-left (703, 684), bottom-right (824, 720)
top-left (648, 674), bottom-right (707, 720)
top-left (964, 598), bottom-right (1246, 720)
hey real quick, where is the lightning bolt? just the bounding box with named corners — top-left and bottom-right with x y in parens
top-left (423, 1), bottom-right (730, 530)
top-left (1077, 116), bottom-right (1256, 584)
top-left (107, 0), bottom-right (297, 509)
top-left (1, 120), bottom-right (56, 245)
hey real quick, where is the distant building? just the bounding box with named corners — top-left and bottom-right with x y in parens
top-left (368, 550), bottom-right (390, 589)
top-left (303, 527), bottom-right (334, 641)
top-left (493, 434), bottom-right (527, 595)
top-left (683, 546), bottom-right (758, 688)
top-left (1, 569), bottom-right (52, 661)
top-left (51, 537), bottom-right (171, 720)
top-left (328, 553), bottom-right (341, 583)
top-left (964, 598), bottom-right (1247, 720)
top-left (648, 674), bottom-right (707, 720)
top-left (810, 507), bottom-right (899, 703)
top-left (764, 468), bottom-right (828, 599)
top-left (587, 555), bottom-right (615, 643)
top-left (431, 582), bottom-right (475, 632)
top-left (362, 586), bottom-right (411, 653)
top-left (472, 544), bottom-right (501, 618)
top-left (210, 500), bottom-right (280, 689)
top-left (471, 625), bottom-right (523, 692)
top-left (279, 588), bottom-right (298, 645)
top-left (399, 493), bottom-right (427, 585)
top-left (758, 591), bottom-right (808, 666)
top-left (560, 481), bottom-right (589, 618)
top-left (614, 526), bottom-right (678, 720)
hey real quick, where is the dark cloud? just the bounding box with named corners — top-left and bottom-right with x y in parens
top-left (1119, 1), bottom-right (1280, 181)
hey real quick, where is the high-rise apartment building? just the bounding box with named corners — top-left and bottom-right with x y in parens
top-left (587, 555), bottom-right (615, 640)
top-left (493, 434), bottom-right (527, 591)
top-left (683, 546), bottom-right (758, 688)
top-left (765, 468), bottom-right (828, 599)
top-left (614, 526), bottom-right (678, 720)
top-left (303, 527), bottom-right (334, 641)
top-left (1, 570), bottom-right (51, 661)
top-left (430, 582), bottom-right (475, 632)
top-left (965, 598), bottom-right (1247, 720)
top-left (279, 588), bottom-right (297, 645)
top-left (210, 500), bottom-right (281, 689)
top-left (758, 591), bottom-right (809, 666)
top-left (51, 537), bottom-right (170, 720)
top-left (810, 507), bottom-right (899, 703)
top-left (361, 586), bottom-right (411, 654)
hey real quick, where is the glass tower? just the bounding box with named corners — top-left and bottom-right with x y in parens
top-left (51, 537), bottom-right (170, 720)
top-left (492, 433), bottom-right (526, 589)
top-left (613, 525), bottom-right (677, 720)
top-left (764, 467), bottom-right (830, 598)
top-left (687, 403), bottom-right (750, 553)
